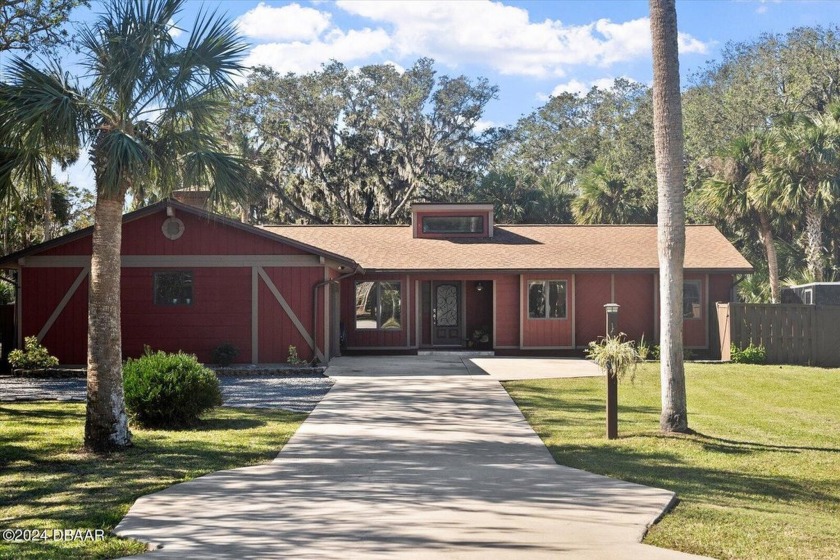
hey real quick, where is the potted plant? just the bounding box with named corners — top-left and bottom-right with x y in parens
top-left (467, 327), bottom-right (491, 350)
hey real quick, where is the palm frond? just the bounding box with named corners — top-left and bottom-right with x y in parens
top-left (0, 58), bottom-right (89, 152)
top-left (93, 128), bottom-right (153, 196)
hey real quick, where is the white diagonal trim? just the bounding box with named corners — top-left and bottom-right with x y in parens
top-left (257, 267), bottom-right (325, 362)
top-left (37, 266), bottom-right (89, 343)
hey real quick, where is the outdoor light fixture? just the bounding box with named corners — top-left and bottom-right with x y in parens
top-left (476, 282), bottom-right (485, 292)
top-left (604, 302), bottom-right (620, 314)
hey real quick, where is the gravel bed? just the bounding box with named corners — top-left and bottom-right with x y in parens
top-left (0, 375), bottom-right (333, 413)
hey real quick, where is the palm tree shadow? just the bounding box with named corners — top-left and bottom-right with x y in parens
top-left (687, 430), bottom-right (840, 454)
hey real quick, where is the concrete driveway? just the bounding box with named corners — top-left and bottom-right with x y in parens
top-left (324, 355), bottom-right (603, 380)
top-left (116, 359), bottom-right (703, 559)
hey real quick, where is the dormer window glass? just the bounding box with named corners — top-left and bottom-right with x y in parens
top-left (422, 215), bottom-right (484, 234)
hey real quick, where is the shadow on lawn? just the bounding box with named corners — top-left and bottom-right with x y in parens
top-left (548, 439), bottom-right (840, 510)
top-left (688, 431), bottom-right (840, 454)
top-left (1, 406), bottom-right (306, 530)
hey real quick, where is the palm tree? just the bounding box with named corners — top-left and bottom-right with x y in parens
top-left (649, 0), bottom-right (688, 433)
top-left (764, 107), bottom-right (840, 282)
top-left (572, 162), bottom-right (651, 224)
top-left (0, 0), bottom-right (250, 451)
top-left (700, 132), bottom-right (781, 302)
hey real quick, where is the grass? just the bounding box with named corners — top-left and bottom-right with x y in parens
top-left (504, 362), bottom-right (840, 560)
top-left (0, 403), bottom-right (307, 560)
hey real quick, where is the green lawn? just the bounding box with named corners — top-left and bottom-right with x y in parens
top-left (504, 363), bottom-right (840, 560)
top-left (0, 403), bottom-right (306, 560)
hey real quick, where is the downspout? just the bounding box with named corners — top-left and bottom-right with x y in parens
top-left (311, 266), bottom-right (359, 365)
top-left (731, 274), bottom-right (747, 303)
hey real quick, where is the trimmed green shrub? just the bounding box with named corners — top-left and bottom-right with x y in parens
top-left (8, 336), bottom-right (59, 369)
top-left (123, 350), bottom-right (222, 428)
top-left (212, 343), bottom-right (239, 366)
top-left (731, 342), bottom-right (767, 364)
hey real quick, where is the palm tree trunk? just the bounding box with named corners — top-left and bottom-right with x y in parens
top-left (85, 191), bottom-right (131, 451)
top-left (43, 180), bottom-right (52, 241)
top-left (757, 212), bottom-right (780, 302)
top-left (650, 0), bottom-right (688, 433)
top-left (804, 204), bottom-right (824, 282)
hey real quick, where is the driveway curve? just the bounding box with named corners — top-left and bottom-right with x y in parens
top-left (116, 368), bottom-right (705, 559)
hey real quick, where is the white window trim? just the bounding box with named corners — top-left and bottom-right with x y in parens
top-left (803, 288), bottom-right (814, 305)
top-left (527, 280), bottom-right (568, 320)
top-left (683, 280), bottom-right (702, 320)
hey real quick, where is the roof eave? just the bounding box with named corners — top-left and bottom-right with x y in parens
top-left (0, 199), bottom-right (360, 270)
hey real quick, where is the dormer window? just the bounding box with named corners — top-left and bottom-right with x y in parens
top-left (422, 215), bottom-right (484, 234)
top-left (411, 202), bottom-right (494, 239)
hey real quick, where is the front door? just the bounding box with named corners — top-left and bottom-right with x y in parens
top-left (432, 281), bottom-right (462, 346)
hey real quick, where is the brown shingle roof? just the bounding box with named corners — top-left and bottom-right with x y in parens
top-left (260, 224), bottom-right (753, 273)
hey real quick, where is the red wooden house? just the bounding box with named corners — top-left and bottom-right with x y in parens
top-left (0, 199), bottom-right (752, 365)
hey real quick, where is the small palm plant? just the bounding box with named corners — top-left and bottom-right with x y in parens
top-left (586, 333), bottom-right (640, 439)
top-left (586, 332), bottom-right (641, 382)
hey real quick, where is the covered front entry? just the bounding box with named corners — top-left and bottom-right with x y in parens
top-left (431, 281), bottom-right (462, 346)
top-left (419, 279), bottom-right (493, 350)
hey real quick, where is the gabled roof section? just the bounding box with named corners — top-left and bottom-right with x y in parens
top-left (261, 224), bottom-right (754, 273)
top-left (0, 199), bottom-right (359, 270)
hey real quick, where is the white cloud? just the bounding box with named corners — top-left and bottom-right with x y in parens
top-left (243, 28), bottom-right (392, 74)
top-left (167, 19), bottom-right (182, 39)
top-left (755, 5), bottom-right (768, 14)
top-left (473, 118), bottom-right (497, 132)
top-left (335, 1), bottom-right (710, 77)
top-left (538, 76), bottom-right (636, 100)
top-left (236, 2), bottom-right (332, 42)
top-left (678, 32), bottom-right (709, 55)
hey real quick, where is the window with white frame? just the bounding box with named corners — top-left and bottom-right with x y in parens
top-left (528, 280), bottom-right (567, 319)
top-left (803, 288), bottom-right (814, 305)
top-left (355, 281), bottom-right (402, 329)
top-left (683, 280), bottom-right (702, 319)
top-left (422, 215), bottom-right (484, 234)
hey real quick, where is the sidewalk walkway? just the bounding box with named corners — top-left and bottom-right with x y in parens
top-left (116, 372), bottom-right (705, 559)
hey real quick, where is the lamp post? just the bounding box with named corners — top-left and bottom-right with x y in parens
top-left (604, 303), bottom-right (620, 439)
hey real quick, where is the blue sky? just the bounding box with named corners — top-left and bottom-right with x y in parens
top-left (39, 0), bottom-right (840, 191)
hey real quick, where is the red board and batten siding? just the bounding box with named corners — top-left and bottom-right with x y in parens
top-left (493, 275), bottom-right (519, 348)
top-left (574, 273), bottom-right (612, 348)
top-left (122, 267), bottom-right (253, 363)
top-left (40, 210), bottom-right (309, 257)
top-left (614, 273), bottom-right (656, 344)
top-left (258, 267), bottom-right (324, 363)
top-left (22, 267), bottom-right (89, 364)
top-left (20, 207), bottom-right (331, 365)
top-left (520, 273), bottom-right (573, 348)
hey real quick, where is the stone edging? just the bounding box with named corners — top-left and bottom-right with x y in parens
top-left (11, 365), bottom-right (327, 378)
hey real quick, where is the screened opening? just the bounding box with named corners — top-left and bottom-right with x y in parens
top-left (683, 280), bottom-right (702, 319)
top-left (528, 280), bottom-right (567, 319)
top-left (422, 215), bottom-right (484, 234)
top-left (154, 271), bottom-right (193, 306)
top-left (355, 281), bottom-right (402, 330)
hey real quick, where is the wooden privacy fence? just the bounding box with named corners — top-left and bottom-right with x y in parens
top-left (716, 302), bottom-right (840, 366)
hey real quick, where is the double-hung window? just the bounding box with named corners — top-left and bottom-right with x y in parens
top-left (683, 280), bottom-right (702, 319)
